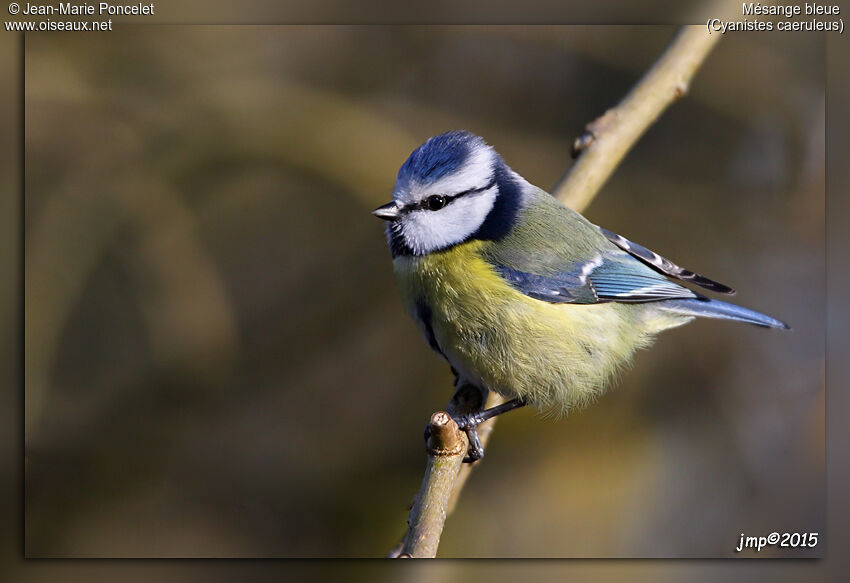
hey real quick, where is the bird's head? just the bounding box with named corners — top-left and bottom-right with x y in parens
top-left (373, 131), bottom-right (522, 257)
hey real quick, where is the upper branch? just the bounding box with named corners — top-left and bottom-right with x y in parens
top-left (554, 25), bottom-right (720, 210)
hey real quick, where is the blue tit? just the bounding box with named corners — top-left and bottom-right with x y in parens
top-left (373, 130), bottom-right (788, 461)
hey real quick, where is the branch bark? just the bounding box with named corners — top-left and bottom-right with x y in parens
top-left (388, 411), bottom-right (468, 558)
top-left (390, 25), bottom-right (721, 558)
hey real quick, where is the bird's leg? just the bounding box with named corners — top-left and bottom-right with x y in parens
top-left (423, 380), bottom-right (524, 463)
top-left (455, 397), bottom-right (527, 427)
top-left (453, 398), bottom-right (527, 463)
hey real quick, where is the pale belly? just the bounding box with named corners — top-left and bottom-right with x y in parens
top-left (393, 243), bottom-right (689, 414)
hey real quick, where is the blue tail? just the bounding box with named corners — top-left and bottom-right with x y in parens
top-left (661, 297), bottom-right (789, 330)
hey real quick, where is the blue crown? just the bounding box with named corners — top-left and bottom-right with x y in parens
top-left (395, 131), bottom-right (487, 189)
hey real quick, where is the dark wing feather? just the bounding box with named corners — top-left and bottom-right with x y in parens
top-left (490, 251), bottom-right (698, 305)
top-left (598, 227), bottom-right (735, 295)
top-left (492, 261), bottom-right (598, 304)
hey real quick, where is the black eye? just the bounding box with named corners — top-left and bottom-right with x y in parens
top-left (426, 195), bottom-right (447, 211)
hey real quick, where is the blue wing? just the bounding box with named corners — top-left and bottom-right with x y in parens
top-left (490, 251), bottom-right (698, 305)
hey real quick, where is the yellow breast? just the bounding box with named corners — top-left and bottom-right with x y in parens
top-left (393, 241), bottom-right (674, 414)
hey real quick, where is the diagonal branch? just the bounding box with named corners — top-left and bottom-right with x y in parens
top-left (390, 25), bottom-right (721, 558)
top-left (553, 24), bottom-right (721, 209)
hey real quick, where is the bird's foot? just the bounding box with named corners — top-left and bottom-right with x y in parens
top-left (448, 413), bottom-right (484, 463)
top-left (426, 398), bottom-right (528, 463)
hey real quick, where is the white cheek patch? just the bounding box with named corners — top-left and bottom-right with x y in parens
top-left (401, 188), bottom-right (498, 255)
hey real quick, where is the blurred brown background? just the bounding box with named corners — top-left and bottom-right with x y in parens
top-left (23, 26), bottom-right (823, 558)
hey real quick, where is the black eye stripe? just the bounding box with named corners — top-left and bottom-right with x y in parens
top-left (402, 178), bottom-right (497, 213)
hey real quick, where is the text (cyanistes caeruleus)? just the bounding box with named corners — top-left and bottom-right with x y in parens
top-left (373, 131), bottom-right (788, 461)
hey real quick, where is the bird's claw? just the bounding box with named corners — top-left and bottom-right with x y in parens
top-left (461, 425), bottom-right (484, 463)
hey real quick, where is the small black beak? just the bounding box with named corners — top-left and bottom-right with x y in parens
top-left (372, 201), bottom-right (401, 221)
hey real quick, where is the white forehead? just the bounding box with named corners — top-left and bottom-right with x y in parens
top-left (395, 143), bottom-right (496, 206)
